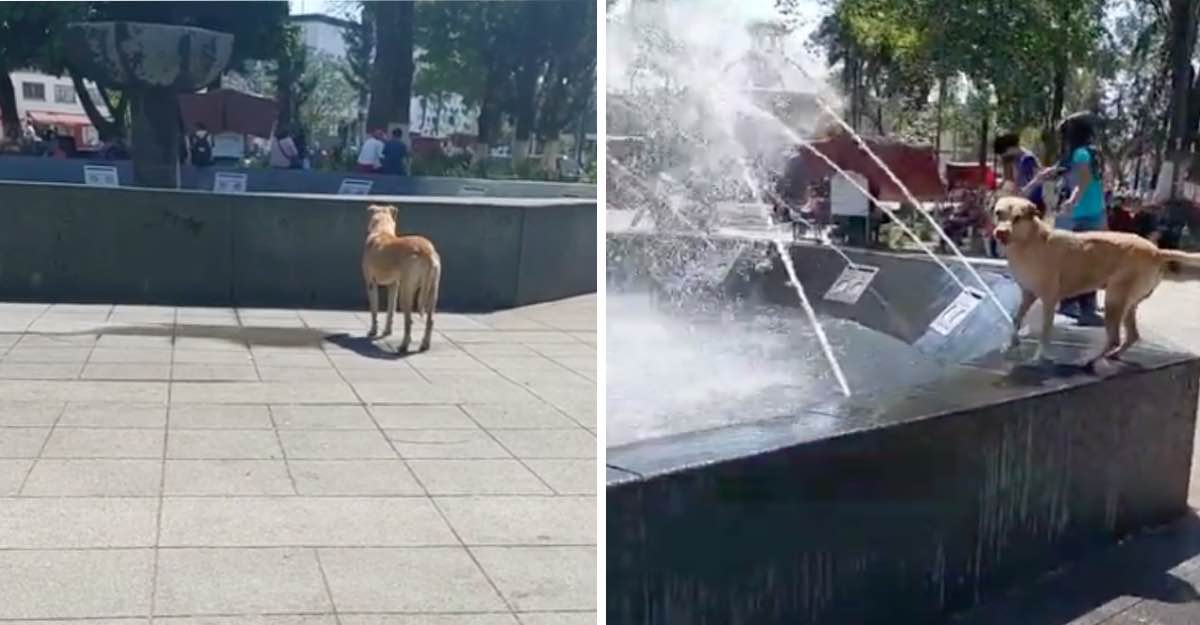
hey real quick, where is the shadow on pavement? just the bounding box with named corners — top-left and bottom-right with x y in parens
top-left (948, 513), bottom-right (1200, 624)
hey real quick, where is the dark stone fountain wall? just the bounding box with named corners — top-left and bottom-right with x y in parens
top-left (606, 231), bottom-right (1200, 625)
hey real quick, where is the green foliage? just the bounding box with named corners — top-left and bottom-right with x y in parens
top-left (298, 52), bottom-right (358, 143)
top-left (409, 151), bottom-right (472, 177)
top-left (0, 3), bottom-right (85, 72)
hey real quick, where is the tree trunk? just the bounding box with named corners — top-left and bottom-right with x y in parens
top-left (541, 138), bottom-right (561, 171)
top-left (978, 106), bottom-right (989, 166)
top-left (512, 63), bottom-right (540, 162)
top-left (366, 0), bottom-right (414, 134)
top-left (0, 68), bottom-right (19, 141)
top-left (71, 74), bottom-right (126, 141)
top-left (1166, 0), bottom-right (1198, 197)
top-left (934, 77), bottom-right (944, 159)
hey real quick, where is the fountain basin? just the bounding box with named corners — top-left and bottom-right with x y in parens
top-left (606, 232), bottom-right (1200, 624)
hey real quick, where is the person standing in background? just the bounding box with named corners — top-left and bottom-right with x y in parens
top-left (356, 128), bottom-right (386, 173)
top-left (269, 127), bottom-right (299, 169)
top-left (1052, 112), bottom-right (1107, 325)
top-left (381, 128), bottom-right (410, 175)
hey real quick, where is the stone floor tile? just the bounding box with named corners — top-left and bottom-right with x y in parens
top-left (164, 460), bottom-right (294, 495)
top-left (42, 428), bottom-right (163, 458)
top-left (462, 403), bottom-right (580, 429)
top-left (319, 547), bottom-right (506, 612)
top-left (0, 362), bottom-right (84, 379)
top-left (290, 459), bottom-right (422, 495)
top-left (171, 364), bottom-right (259, 382)
top-left (408, 459), bottom-right (551, 495)
top-left (160, 497), bottom-right (455, 547)
top-left (387, 429), bottom-right (512, 459)
top-left (167, 429), bottom-right (282, 459)
top-left (0, 459), bottom-right (31, 494)
top-left (0, 549), bottom-right (153, 618)
top-left (472, 546), bottom-right (596, 612)
top-left (525, 460), bottom-right (596, 495)
top-left (277, 429), bottom-right (395, 459)
top-left (489, 429), bottom-right (596, 459)
top-left (22, 459), bottom-right (162, 495)
top-left (0, 401), bottom-right (64, 426)
top-left (370, 404), bottom-right (478, 430)
top-left (0, 427), bottom-right (51, 457)
top-left (154, 548), bottom-right (331, 615)
top-left (59, 403), bottom-right (167, 428)
top-left (270, 404), bottom-right (376, 429)
top-left (436, 496), bottom-right (596, 545)
top-left (517, 614), bottom-right (596, 625)
top-left (0, 497), bottom-right (157, 548)
top-left (169, 404), bottom-right (272, 429)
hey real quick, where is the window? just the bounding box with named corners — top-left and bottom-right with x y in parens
top-left (21, 82), bottom-right (45, 102)
top-left (54, 85), bottom-right (76, 104)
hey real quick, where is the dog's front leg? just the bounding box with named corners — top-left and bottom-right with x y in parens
top-left (1009, 290), bottom-right (1036, 351)
top-left (1033, 297), bottom-right (1057, 362)
top-left (367, 284), bottom-right (379, 338)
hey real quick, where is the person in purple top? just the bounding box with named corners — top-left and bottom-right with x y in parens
top-left (993, 133), bottom-right (1045, 214)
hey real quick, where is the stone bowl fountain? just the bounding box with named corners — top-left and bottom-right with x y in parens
top-left (63, 21), bottom-right (234, 188)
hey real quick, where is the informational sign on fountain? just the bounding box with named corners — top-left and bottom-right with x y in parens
top-left (823, 264), bottom-right (877, 305)
top-left (931, 288), bottom-right (984, 335)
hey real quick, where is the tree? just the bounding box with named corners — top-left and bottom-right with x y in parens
top-left (415, 1), bottom-right (520, 162)
top-left (298, 52), bottom-right (358, 143)
top-left (341, 2), bottom-right (374, 134)
top-left (534, 0), bottom-right (596, 168)
top-left (366, 0), bottom-right (414, 133)
top-left (273, 23), bottom-right (318, 131)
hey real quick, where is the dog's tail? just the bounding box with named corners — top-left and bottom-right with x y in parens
top-left (1156, 249), bottom-right (1200, 268)
top-left (418, 253), bottom-right (442, 315)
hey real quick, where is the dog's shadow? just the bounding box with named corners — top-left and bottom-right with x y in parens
top-left (324, 333), bottom-right (414, 361)
top-left (1004, 356), bottom-right (1145, 387)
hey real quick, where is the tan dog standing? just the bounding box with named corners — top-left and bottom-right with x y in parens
top-left (362, 204), bottom-right (441, 351)
top-left (992, 196), bottom-right (1200, 363)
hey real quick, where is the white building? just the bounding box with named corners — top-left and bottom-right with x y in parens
top-left (11, 69), bottom-right (109, 147)
top-left (290, 13), bottom-right (351, 59)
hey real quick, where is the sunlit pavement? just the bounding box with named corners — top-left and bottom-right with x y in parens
top-left (0, 295), bottom-right (596, 624)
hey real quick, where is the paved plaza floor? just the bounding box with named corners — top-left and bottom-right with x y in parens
top-left (0, 295), bottom-right (596, 624)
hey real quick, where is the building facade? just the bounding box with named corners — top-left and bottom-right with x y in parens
top-left (11, 70), bottom-right (108, 147)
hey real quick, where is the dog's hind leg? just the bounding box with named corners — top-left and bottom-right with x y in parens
top-left (419, 264), bottom-right (440, 352)
top-left (367, 283), bottom-right (380, 338)
top-left (398, 282), bottom-right (415, 353)
top-left (1094, 294), bottom-right (1127, 363)
top-left (383, 283), bottom-right (399, 337)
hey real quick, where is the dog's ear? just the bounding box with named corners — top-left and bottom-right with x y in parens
top-left (367, 204), bottom-right (383, 214)
top-left (387, 205), bottom-right (397, 218)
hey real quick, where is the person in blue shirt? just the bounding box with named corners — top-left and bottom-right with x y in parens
top-left (1033, 112), bottom-right (1106, 325)
top-left (381, 128), bottom-right (410, 176)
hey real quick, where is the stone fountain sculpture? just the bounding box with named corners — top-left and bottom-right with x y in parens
top-left (64, 22), bottom-right (234, 188)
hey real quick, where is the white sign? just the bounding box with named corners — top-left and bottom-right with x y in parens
top-left (823, 264), bottom-right (878, 305)
top-left (830, 170), bottom-right (870, 216)
top-left (213, 172), bottom-right (247, 194)
top-left (458, 185), bottom-right (487, 197)
top-left (83, 165), bottom-right (119, 187)
top-left (338, 178), bottom-right (374, 195)
top-left (212, 132), bottom-right (245, 159)
top-left (931, 288), bottom-right (984, 336)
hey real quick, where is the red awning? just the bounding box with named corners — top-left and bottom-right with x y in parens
top-left (795, 132), bottom-right (946, 202)
top-left (178, 88), bottom-right (278, 138)
top-left (25, 111), bottom-right (92, 128)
